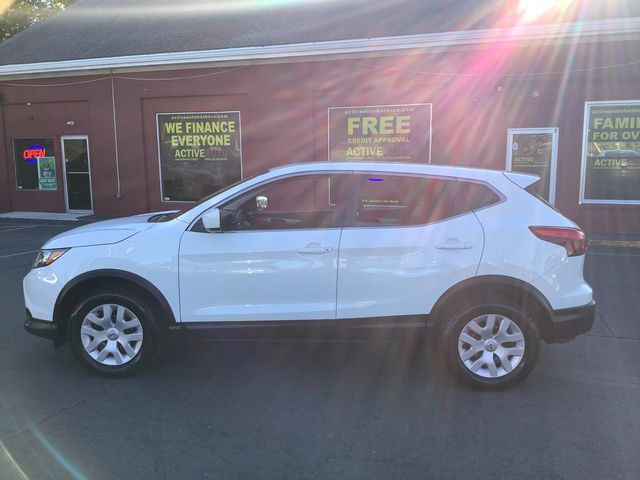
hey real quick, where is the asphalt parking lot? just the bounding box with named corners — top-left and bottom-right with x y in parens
top-left (1, 219), bottom-right (639, 480)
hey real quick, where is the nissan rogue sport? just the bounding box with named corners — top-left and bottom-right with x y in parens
top-left (24, 162), bottom-right (595, 389)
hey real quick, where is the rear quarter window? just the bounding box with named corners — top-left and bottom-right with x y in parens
top-left (355, 175), bottom-right (500, 227)
top-left (449, 180), bottom-right (501, 215)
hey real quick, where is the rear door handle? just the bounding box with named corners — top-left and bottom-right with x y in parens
top-left (297, 244), bottom-right (334, 254)
top-left (436, 239), bottom-right (473, 250)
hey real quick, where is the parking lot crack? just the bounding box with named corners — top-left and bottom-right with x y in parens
top-left (0, 383), bottom-right (117, 444)
top-left (595, 310), bottom-right (617, 337)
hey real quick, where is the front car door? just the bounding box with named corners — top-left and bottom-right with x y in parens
top-left (337, 173), bottom-right (498, 319)
top-left (179, 172), bottom-right (355, 322)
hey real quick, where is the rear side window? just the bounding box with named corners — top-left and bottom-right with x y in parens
top-left (354, 175), bottom-right (499, 227)
top-left (452, 180), bottom-right (501, 214)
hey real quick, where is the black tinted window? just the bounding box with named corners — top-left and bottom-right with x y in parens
top-left (218, 174), bottom-right (350, 231)
top-left (355, 175), bottom-right (499, 227)
top-left (452, 181), bottom-right (501, 213)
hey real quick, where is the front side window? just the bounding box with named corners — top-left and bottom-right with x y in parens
top-left (218, 174), bottom-right (351, 231)
top-left (355, 174), bottom-right (499, 227)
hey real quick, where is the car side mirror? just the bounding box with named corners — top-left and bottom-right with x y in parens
top-left (202, 209), bottom-right (221, 232)
top-left (256, 195), bottom-right (268, 210)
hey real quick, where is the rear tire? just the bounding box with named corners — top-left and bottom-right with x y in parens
top-left (441, 297), bottom-right (540, 390)
top-left (68, 288), bottom-right (166, 376)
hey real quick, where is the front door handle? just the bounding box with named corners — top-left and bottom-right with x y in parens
top-left (436, 238), bottom-right (473, 250)
top-left (297, 244), bottom-right (333, 254)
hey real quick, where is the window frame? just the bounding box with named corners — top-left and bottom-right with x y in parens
top-left (13, 137), bottom-right (56, 191)
top-left (579, 100), bottom-right (640, 205)
top-left (191, 171), bottom-right (359, 233)
top-left (505, 127), bottom-right (558, 206)
top-left (156, 111), bottom-right (243, 204)
top-left (345, 172), bottom-right (503, 229)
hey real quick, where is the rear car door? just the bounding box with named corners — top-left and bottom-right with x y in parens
top-left (336, 173), bottom-right (498, 319)
top-left (179, 172), bottom-right (354, 322)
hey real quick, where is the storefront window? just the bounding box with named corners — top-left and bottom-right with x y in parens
top-left (581, 101), bottom-right (640, 204)
top-left (157, 112), bottom-right (242, 202)
top-left (328, 104), bottom-right (432, 163)
top-left (506, 128), bottom-right (558, 205)
top-left (13, 138), bottom-right (55, 190)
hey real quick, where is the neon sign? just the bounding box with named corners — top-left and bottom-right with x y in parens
top-left (23, 144), bottom-right (46, 163)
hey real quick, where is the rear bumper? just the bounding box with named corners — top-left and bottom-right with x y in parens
top-left (545, 301), bottom-right (596, 344)
top-left (24, 309), bottom-right (58, 340)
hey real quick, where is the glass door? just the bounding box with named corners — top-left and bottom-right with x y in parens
top-left (61, 136), bottom-right (93, 212)
top-left (506, 128), bottom-right (558, 205)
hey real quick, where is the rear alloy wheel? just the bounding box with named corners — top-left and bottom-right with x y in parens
top-left (457, 314), bottom-right (525, 379)
top-left (442, 299), bottom-right (540, 390)
top-left (69, 288), bottom-right (164, 376)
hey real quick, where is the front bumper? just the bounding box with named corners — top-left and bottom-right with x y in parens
top-left (545, 301), bottom-right (596, 343)
top-left (24, 309), bottom-right (58, 340)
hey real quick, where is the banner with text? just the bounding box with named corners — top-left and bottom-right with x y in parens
top-left (583, 102), bottom-right (640, 202)
top-left (37, 157), bottom-right (57, 190)
top-left (510, 132), bottom-right (554, 201)
top-left (328, 104), bottom-right (431, 163)
top-left (157, 112), bottom-right (242, 202)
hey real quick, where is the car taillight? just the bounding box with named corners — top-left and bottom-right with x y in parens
top-left (529, 226), bottom-right (587, 257)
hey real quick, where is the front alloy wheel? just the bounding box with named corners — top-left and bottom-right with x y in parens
top-left (69, 288), bottom-right (165, 376)
top-left (80, 304), bottom-right (144, 366)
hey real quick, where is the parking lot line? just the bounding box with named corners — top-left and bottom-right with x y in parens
top-left (587, 251), bottom-right (640, 258)
top-left (0, 226), bottom-right (38, 233)
top-left (589, 239), bottom-right (640, 249)
top-left (0, 249), bottom-right (39, 259)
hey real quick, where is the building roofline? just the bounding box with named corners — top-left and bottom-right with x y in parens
top-left (0, 16), bottom-right (639, 78)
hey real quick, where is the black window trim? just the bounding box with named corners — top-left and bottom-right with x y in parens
top-left (344, 172), bottom-right (505, 230)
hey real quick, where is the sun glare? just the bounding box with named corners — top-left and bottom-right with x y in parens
top-left (518, 0), bottom-right (574, 23)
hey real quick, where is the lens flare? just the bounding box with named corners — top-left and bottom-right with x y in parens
top-left (518, 0), bottom-right (574, 23)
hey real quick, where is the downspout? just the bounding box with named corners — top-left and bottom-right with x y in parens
top-left (110, 70), bottom-right (122, 199)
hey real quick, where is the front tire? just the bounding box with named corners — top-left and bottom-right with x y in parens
top-left (68, 288), bottom-right (165, 376)
top-left (442, 297), bottom-right (540, 390)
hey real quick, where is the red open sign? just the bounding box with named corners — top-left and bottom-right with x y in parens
top-left (23, 145), bottom-right (46, 163)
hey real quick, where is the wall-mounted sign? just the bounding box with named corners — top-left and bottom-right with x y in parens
top-left (157, 112), bottom-right (242, 202)
top-left (37, 157), bottom-right (57, 190)
top-left (581, 101), bottom-right (640, 204)
top-left (13, 138), bottom-right (55, 190)
top-left (328, 104), bottom-right (432, 163)
top-left (506, 128), bottom-right (558, 204)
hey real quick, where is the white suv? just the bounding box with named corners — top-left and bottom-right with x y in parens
top-left (24, 162), bottom-right (594, 389)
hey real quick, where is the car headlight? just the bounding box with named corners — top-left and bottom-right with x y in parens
top-left (32, 249), bottom-right (69, 269)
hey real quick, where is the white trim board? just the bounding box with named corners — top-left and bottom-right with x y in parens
top-left (0, 16), bottom-right (639, 78)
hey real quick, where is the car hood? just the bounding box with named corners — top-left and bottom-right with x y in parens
top-left (43, 211), bottom-right (175, 249)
